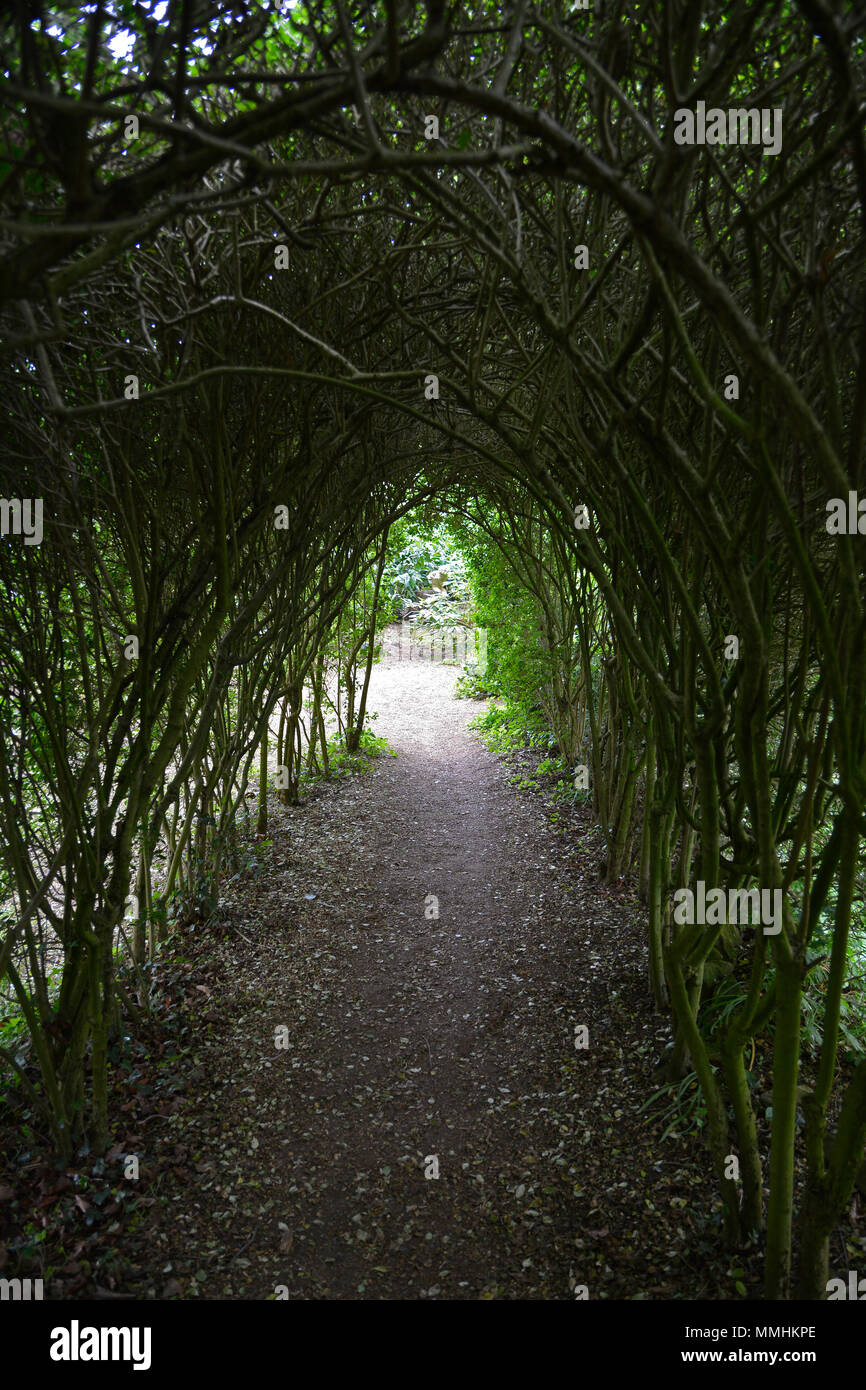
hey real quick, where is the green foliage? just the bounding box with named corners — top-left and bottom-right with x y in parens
top-left (454, 666), bottom-right (496, 699)
top-left (460, 533), bottom-right (550, 707)
top-left (470, 699), bottom-right (549, 754)
top-left (701, 948), bottom-right (866, 1062)
top-left (381, 518), bottom-right (470, 624)
top-left (640, 1070), bottom-right (709, 1142)
top-left (699, 975), bottom-right (751, 1038)
top-left (800, 955), bottom-right (866, 1061)
top-left (300, 728), bottom-right (396, 788)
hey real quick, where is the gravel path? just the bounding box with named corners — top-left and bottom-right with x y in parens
top-left (150, 649), bottom-right (719, 1300)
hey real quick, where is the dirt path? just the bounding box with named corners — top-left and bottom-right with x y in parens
top-left (148, 653), bottom-right (721, 1300)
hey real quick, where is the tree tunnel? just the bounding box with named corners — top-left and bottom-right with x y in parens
top-left (1, 0), bottom-right (865, 1304)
